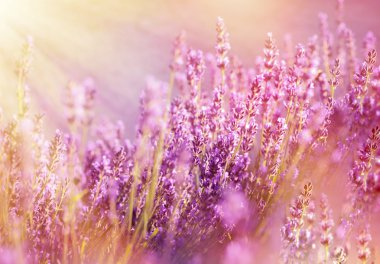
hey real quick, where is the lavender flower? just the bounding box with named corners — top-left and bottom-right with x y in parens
top-left (0, 4), bottom-right (380, 263)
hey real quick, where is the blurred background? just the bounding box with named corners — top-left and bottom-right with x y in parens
top-left (0, 0), bottom-right (379, 134)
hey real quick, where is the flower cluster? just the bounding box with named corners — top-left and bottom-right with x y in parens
top-left (0, 1), bottom-right (379, 263)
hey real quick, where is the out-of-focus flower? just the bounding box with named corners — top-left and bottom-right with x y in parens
top-left (357, 226), bottom-right (372, 263)
top-left (215, 17), bottom-right (231, 71)
top-left (223, 239), bottom-right (257, 264)
top-left (219, 188), bottom-right (248, 227)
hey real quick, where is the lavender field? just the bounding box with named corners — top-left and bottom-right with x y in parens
top-left (0, 0), bottom-right (379, 263)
